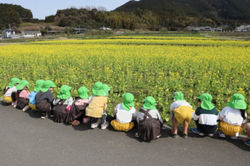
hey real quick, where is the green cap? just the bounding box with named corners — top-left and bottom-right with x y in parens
top-left (78, 86), bottom-right (89, 99)
top-left (103, 84), bottom-right (111, 96)
top-left (8, 78), bottom-right (21, 88)
top-left (41, 80), bottom-right (56, 92)
top-left (227, 93), bottom-right (247, 110)
top-left (173, 91), bottom-right (184, 101)
top-left (92, 82), bottom-right (106, 96)
top-left (16, 80), bottom-right (30, 90)
top-left (34, 80), bottom-right (45, 92)
top-left (197, 93), bottom-right (215, 110)
top-left (121, 93), bottom-right (135, 111)
top-left (143, 96), bottom-right (157, 110)
top-left (57, 85), bottom-right (72, 100)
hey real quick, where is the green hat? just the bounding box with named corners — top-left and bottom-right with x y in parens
top-left (34, 80), bottom-right (45, 92)
top-left (173, 91), bottom-right (184, 101)
top-left (122, 93), bottom-right (135, 111)
top-left (8, 78), bottom-right (21, 88)
top-left (78, 86), bottom-right (89, 99)
top-left (103, 84), bottom-right (111, 96)
top-left (197, 93), bottom-right (215, 110)
top-left (143, 96), bottom-right (157, 110)
top-left (41, 80), bottom-right (56, 92)
top-left (16, 80), bottom-right (30, 90)
top-left (57, 85), bottom-right (72, 100)
top-left (227, 94), bottom-right (247, 110)
top-left (92, 82), bottom-right (106, 96)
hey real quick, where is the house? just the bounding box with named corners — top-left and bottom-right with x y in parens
top-left (22, 31), bottom-right (42, 38)
top-left (235, 25), bottom-right (250, 32)
top-left (100, 26), bottom-right (112, 31)
top-left (72, 28), bottom-right (88, 34)
top-left (2, 29), bottom-right (15, 38)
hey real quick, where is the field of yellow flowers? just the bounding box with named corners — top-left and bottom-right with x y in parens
top-left (0, 36), bottom-right (249, 118)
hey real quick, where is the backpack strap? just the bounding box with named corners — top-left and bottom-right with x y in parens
top-left (140, 108), bottom-right (153, 120)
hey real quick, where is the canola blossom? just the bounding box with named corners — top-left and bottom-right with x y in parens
top-left (0, 36), bottom-right (249, 118)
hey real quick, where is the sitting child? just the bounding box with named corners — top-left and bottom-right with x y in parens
top-left (136, 96), bottom-right (163, 141)
top-left (3, 78), bottom-right (20, 105)
top-left (35, 80), bottom-right (56, 119)
top-left (111, 93), bottom-right (136, 132)
top-left (85, 82), bottom-right (109, 129)
top-left (170, 91), bottom-right (194, 138)
top-left (16, 80), bottom-right (30, 110)
top-left (192, 93), bottom-right (218, 136)
top-left (53, 85), bottom-right (74, 123)
top-left (244, 123), bottom-right (250, 146)
top-left (219, 94), bottom-right (247, 139)
top-left (23, 80), bottom-right (44, 112)
top-left (66, 86), bottom-right (90, 126)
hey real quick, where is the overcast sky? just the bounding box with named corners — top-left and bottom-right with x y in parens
top-left (0, 0), bottom-right (130, 19)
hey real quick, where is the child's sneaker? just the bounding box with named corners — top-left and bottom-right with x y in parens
top-left (22, 105), bottom-right (29, 112)
top-left (219, 131), bottom-right (226, 138)
top-left (41, 116), bottom-right (45, 119)
top-left (156, 134), bottom-right (161, 139)
top-left (244, 140), bottom-right (250, 146)
top-left (171, 133), bottom-right (178, 138)
top-left (91, 123), bottom-right (99, 129)
top-left (135, 132), bottom-right (139, 138)
top-left (192, 128), bottom-right (204, 136)
top-left (100, 122), bottom-right (109, 130)
top-left (182, 134), bottom-right (188, 139)
top-left (208, 133), bottom-right (214, 137)
top-left (231, 136), bottom-right (238, 140)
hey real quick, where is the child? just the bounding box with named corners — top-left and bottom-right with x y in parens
top-left (136, 96), bottom-right (163, 141)
top-left (111, 93), bottom-right (136, 132)
top-left (219, 93), bottom-right (247, 139)
top-left (66, 86), bottom-right (90, 126)
top-left (16, 80), bottom-right (30, 110)
top-left (35, 80), bottom-right (56, 119)
top-left (244, 123), bottom-right (250, 146)
top-left (23, 80), bottom-right (44, 112)
top-left (85, 82), bottom-right (109, 129)
top-left (3, 78), bottom-right (20, 105)
top-left (170, 91), bottom-right (194, 138)
top-left (53, 85), bottom-right (74, 123)
top-left (192, 93), bottom-right (218, 136)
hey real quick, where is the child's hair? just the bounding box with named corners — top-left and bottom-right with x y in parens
top-left (240, 109), bottom-right (246, 120)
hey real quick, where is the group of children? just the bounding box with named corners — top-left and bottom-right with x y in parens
top-left (2, 77), bottom-right (250, 146)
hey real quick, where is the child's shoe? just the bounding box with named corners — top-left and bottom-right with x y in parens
top-left (41, 116), bottom-right (45, 119)
top-left (219, 131), bottom-right (226, 138)
top-left (22, 105), bottom-right (29, 112)
top-left (135, 132), bottom-right (139, 138)
top-left (171, 133), bottom-right (178, 138)
top-left (231, 136), bottom-right (238, 140)
top-left (208, 133), bottom-right (214, 137)
top-left (101, 122), bottom-right (109, 130)
top-left (91, 123), bottom-right (99, 129)
top-left (182, 133), bottom-right (188, 139)
top-left (192, 128), bottom-right (204, 136)
top-left (244, 140), bottom-right (250, 146)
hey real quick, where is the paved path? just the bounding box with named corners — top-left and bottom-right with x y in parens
top-left (0, 105), bottom-right (249, 166)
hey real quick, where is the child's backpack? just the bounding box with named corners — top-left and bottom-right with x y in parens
top-left (138, 108), bottom-right (161, 141)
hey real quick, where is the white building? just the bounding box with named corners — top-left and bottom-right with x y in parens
top-left (235, 25), bottom-right (250, 32)
top-left (22, 31), bottom-right (42, 38)
top-left (100, 26), bottom-right (112, 31)
top-left (2, 29), bottom-right (15, 38)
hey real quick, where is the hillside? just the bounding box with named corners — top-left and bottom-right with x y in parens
top-left (0, 3), bottom-right (33, 30)
top-left (116, 0), bottom-right (250, 24)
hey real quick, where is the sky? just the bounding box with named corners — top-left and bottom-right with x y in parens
top-left (0, 0), bottom-right (130, 19)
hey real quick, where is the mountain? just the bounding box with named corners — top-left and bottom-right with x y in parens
top-left (116, 0), bottom-right (250, 24)
top-left (0, 3), bottom-right (33, 30)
